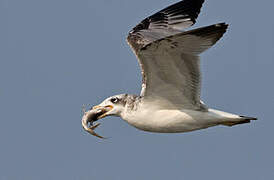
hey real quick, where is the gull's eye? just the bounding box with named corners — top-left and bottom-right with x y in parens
top-left (110, 97), bottom-right (119, 104)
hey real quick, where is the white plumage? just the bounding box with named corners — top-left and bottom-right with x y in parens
top-left (82, 0), bottom-right (257, 138)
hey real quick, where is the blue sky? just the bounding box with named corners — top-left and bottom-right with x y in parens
top-left (0, 0), bottom-right (273, 179)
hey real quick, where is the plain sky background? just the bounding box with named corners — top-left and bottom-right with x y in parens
top-left (0, 0), bottom-right (273, 179)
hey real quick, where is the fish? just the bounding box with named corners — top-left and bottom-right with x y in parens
top-left (81, 107), bottom-right (107, 139)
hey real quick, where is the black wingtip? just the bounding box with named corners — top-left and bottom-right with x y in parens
top-left (159, 0), bottom-right (205, 25)
top-left (131, 0), bottom-right (205, 33)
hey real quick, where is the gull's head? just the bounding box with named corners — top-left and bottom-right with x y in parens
top-left (92, 94), bottom-right (131, 119)
top-left (82, 94), bottom-right (138, 138)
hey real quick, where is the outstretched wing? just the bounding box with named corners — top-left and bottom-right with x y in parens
top-left (129, 23), bottom-right (228, 109)
top-left (127, 0), bottom-right (205, 109)
top-left (127, 0), bottom-right (228, 110)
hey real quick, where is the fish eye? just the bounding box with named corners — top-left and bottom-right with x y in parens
top-left (110, 97), bottom-right (119, 103)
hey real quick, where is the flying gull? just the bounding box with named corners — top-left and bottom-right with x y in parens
top-left (82, 0), bottom-right (257, 138)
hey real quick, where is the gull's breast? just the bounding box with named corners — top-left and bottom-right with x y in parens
top-left (121, 107), bottom-right (217, 133)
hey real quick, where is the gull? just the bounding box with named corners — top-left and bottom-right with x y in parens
top-left (82, 0), bottom-right (257, 138)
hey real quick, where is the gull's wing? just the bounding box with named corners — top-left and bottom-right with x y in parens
top-left (127, 0), bottom-right (228, 110)
top-left (127, 0), bottom-right (205, 109)
top-left (129, 23), bottom-right (228, 110)
top-left (128, 0), bottom-right (205, 51)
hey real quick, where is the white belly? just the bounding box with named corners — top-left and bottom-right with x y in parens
top-left (121, 107), bottom-right (240, 133)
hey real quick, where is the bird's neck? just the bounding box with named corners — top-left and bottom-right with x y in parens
top-left (121, 95), bottom-right (142, 118)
